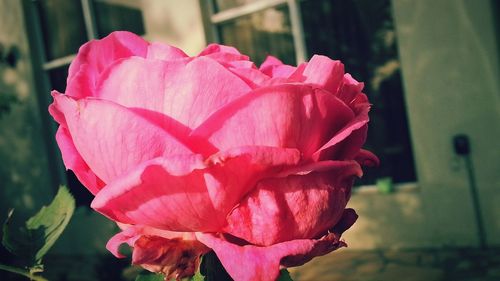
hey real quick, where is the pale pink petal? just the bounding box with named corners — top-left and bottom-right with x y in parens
top-left (55, 127), bottom-right (104, 194)
top-left (91, 147), bottom-right (301, 232)
top-left (301, 55), bottom-right (345, 94)
top-left (223, 161), bottom-right (361, 246)
top-left (259, 56), bottom-right (296, 78)
top-left (146, 42), bottom-right (188, 60)
top-left (51, 93), bottom-right (192, 183)
top-left (96, 56), bottom-right (252, 129)
top-left (196, 209), bottom-right (357, 281)
top-left (192, 84), bottom-right (354, 158)
top-left (66, 31), bottom-right (149, 99)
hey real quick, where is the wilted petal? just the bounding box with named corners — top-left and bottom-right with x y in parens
top-left (193, 84), bottom-right (354, 158)
top-left (91, 147), bottom-right (301, 232)
top-left (107, 225), bottom-right (208, 280)
top-left (50, 93), bottom-right (192, 183)
top-left (223, 161), bottom-right (362, 246)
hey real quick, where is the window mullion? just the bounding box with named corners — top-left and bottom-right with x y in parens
top-left (81, 0), bottom-right (98, 40)
top-left (287, 0), bottom-right (307, 63)
top-left (211, 0), bottom-right (287, 24)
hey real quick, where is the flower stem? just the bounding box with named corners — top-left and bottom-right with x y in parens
top-left (201, 251), bottom-right (233, 281)
top-left (0, 263), bottom-right (49, 281)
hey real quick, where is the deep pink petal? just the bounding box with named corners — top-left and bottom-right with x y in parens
top-left (55, 127), bottom-right (104, 194)
top-left (66, 31), bottom-right (149, 99)
top-left (197, 43), bottom-right (249, 64)
top-left (259, 56), bottom-right (296, 78)
top-left (91, 147), bottom-right (301, 232)
top-left (337, 73), bottom-right (365, 105)
top-left (51, 93), bottom-right (192, 183)
top-left (354, 149), bottom-right (380, 167)
top-left (301, 55), bottom-right (345, 94)
top-left (313, 101), bottom-right (371, 160)
top-left (96, 56), bottom-right (252, 129)
top-left (196, 209), bottom-right (357, 281)
top-left (192, 84), bottom-right (354, 158)
top-left (223, 161), bottom-right (362, 246)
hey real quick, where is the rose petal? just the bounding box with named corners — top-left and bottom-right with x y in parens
top-left (55, 127), bottom-right (104, 194)
top-left (196, 209), bottom-right (357, 281)
top-left (223, 161), bottom-right (361, 246)
top-left (313, 101), bottom-right (371, 160)
top-left (197, 43), bottom-right (249, 64)
top-left (51, 93), bottom-right (192, 183)
top-left (259, 56), bottom-right (296, 78)
top-left (96, 56), bottom-right (252, 129)
top-left (66, 31), bottom-right (149, 99)
top-left (146, 42), bottom-right (188, 60)
top-left (354, 149), bottom-right (380, 167)
top-left (192, 84), bottom-right (354, 158)
top-left (91, 147), bottom-right (301, 232)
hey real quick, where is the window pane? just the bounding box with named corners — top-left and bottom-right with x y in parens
top-left (214, 0), bottom-right (259, 12)
top-left (301, 0), bottom-right (416, 185)
top-left (35, 0), bottom-right (87, 61)
top-left (93, 0), bottom-right (145, 38)
top-left (48, 65), bottom-right (69, 93)
top-left (218, 6), bottom-right (295, 65)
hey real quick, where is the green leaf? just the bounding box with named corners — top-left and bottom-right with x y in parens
top-left (277, 269), bottom-right (294, 281)
top-left (2, 185), bottom-right (75, 266)
top-left (188, 268), bottom-right (205, 281)
top-left (135, 273), bottom-right (165, 281)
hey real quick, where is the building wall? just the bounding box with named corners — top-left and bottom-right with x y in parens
top-left (0, 0), bottom-right (54, 217)
top-left (343, 0), bottom-right (500, 249)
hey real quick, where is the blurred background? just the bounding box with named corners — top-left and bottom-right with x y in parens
top-left (0, 0), bottom-right (498, 280)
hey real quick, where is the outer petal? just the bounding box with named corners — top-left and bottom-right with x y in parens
top-left (66, 31), bottom-right (149, 99)
top-left (96, 56), bottom-right (252, 129)
top-left (196, 209), bottom-right (357, 281)
top-left (223, 161), bottom-right (362, 246)
top-left (55, 127), bottom-right (104, 194)
top-left (192, 84), bottom-right (354, 158)
top-left (91, 147), bottom-right (301, 232)
top-left (50, 93), bottom-right (192, 183)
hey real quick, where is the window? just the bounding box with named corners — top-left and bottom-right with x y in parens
top-left (25, 0), bottom-right (145, 205)
top-left (202, 0), bottom-right (417, 186)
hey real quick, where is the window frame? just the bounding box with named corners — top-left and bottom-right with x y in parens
top-left (200, 0), bottom-right (419, 191)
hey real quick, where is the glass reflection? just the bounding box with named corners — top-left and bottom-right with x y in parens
top-left (218, 6), bottom-right (295, 65)
top-left (35, 0), bottom-right (87, 60)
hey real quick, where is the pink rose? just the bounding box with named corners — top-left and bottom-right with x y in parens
top-left (49, 31), bottom-right (377, 281)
